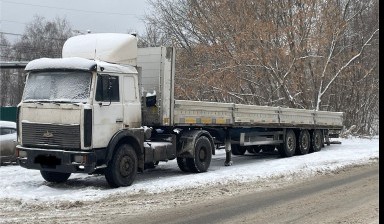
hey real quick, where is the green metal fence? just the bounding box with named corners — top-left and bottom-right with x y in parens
top-left (0, 107), bottom-right (17, 122)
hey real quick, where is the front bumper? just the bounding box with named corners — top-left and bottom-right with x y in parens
top-left (16, 145), bottom-right (97, 173)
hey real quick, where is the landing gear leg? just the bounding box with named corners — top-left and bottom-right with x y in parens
top-left (224, 130), bottom-right (233, 166)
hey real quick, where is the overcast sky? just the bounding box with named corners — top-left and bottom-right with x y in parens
top-left (1, 0), bottom-right (150, 42)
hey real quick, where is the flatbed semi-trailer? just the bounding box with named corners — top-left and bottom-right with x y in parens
top-left (16, 33), bottom-right (343, 187)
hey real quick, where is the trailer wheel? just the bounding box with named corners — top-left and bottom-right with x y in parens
top-left (177, 157), bottom-right (190, 172)
top-left (253, 146), bottom-right (262, 153)
top-left (246, 146), bottom-right (260, 154)
top-left (231, 144), bottom-right (247, 155)
top-left (278, 129), bottom-right (296, 157)
top-left (40, 171), bottom-right (71, 183)
top-left (297, 130), bottom-right (310, 155)
top-left (186, 136), bottom-right (212, 172)
top-left (310, 130), bottom-right (323, 153)
top-left (105, 144), bottom-right (137, 188)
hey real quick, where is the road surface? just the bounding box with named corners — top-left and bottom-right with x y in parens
top-left (109, 162), bottom-right (379, 224)
top-left (1, 162), bottom-right (378, 224)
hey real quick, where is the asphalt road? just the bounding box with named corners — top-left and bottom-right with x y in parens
top-left (109, 163), bottom-right (379, 224)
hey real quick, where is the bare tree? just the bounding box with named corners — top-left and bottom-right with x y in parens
top-left (12, 15), bottom-right (73, 61)
top-left (1, 16), bottom-right (73, 106)
top-left (144, 0), bottom-right (379, 135)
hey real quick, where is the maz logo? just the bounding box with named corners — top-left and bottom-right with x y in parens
top-left (43, 131), bottom-right (54, 138)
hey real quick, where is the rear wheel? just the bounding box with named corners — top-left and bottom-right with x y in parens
top-left (105, 144), bottom-right (138, 188)
top-left (40, 171), bottom-right (71, 183)
top-left (177, 157), bottom-right (189, 172)
top-left (297, 130), bottom-right (310, 155)
top-left (278, 129), bottom-right (296, 157)
top-left (186, 136), bottom-right (212, 172)
top-left (310, 130), bottom-right (323, 153)
top-left (246, 146), bottom-right (261, 154)
top-left (231, 144), bottom-right (247, 155)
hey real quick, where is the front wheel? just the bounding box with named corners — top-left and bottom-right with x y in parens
top-left (40, 171), bottom-right (71, 183)
top-left (105, 144), bottom-right (138, 188)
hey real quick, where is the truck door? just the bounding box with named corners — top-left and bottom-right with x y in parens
top-left (123, 76), bottom-right (141, 128)
top-left (93, 74), bottom-right (123, 148)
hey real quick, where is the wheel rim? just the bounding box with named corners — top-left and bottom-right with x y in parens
top-left (198, 147), bottom-right (207, 162)
top-left (315, 134), bottom-right (321, 148)
top-left (302, 133), bottom-right (309, 149)
top-left (287, 136), bottom-right (294, 151)
top-left (119, 155), bottom-right (133, 177)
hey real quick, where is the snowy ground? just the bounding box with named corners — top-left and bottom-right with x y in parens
top-left (0, 136), bottom-right (379, 204)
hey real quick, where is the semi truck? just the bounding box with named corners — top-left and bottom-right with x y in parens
top-left (16, 33), bottom-right (343, 188)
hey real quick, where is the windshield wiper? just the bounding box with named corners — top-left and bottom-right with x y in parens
top-left (50, 100), bottom-right (83, 106)
top-left (24, 100), bottom-right (44, 105)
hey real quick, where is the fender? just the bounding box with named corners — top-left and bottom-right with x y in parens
top-left (178, 129), bottom-right (215, 158)
top-left (105, 128), bottom-right (145, 170)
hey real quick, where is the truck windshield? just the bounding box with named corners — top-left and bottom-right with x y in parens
top-left (22, 71), bottom-right (92, 103)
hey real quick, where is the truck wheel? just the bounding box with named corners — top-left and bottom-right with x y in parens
top-left (105, 144), bottom-right (138, 188)
top-left (278, 129), bottom-right (296, 157)
top-left (177, 157), bottom-right (190, 172)
top-left (186, 136), bottom-right (212, 172)
top-left (310, 130), bottom-right (323, 153)
top-left (251, 146), bottom-right (262, 153)
top-left (297, 130), bottom-right (310, 155)
top-left (40, 171), bottom-right (71, 183)
top-left (246, 146), bottom-right (260, 154)
top-left (231, 144), bottom-right (247, 155)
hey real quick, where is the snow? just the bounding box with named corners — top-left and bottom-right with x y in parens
top-left (0, 136), bottom-right (378, 203)
top-left (24, 57), bottom-right (138, 75)
top-left (25, 57), bottom-right (97, 71)
top-left (62, 33), bottom-right (138, 66)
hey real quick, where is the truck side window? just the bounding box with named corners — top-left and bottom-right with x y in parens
top-left (95, 75), bottom-right (120, 102)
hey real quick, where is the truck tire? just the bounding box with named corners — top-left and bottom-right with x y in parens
top-left (40, 171), bottom-right (71, 183)
top-left (231, 144), bottom-right (247, 155)
top-left (246, 146), bottom-right (261, 154)
top-left (105, 144), bottom-right (138, 188)
top-left (177, 157), bottom-right (190, 172)
top-left (278, 129), bottom-right (296, 157)
top-left (186, 136), bottom-right (212, 172)
top-left (310, 130), bottom-right (323, 153)
top-left (297, 129), bottom-right (310, 155)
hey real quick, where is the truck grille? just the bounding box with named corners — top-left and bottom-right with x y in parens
top-left (22, 122), bottom-right (80, 149)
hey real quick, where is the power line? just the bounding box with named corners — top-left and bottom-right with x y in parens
top-left (3, 0), bottom-right (139, 16)
top-left (0, 19), bottom-right (28, 25)
top-left (0, 31), bottom-right (23, 36)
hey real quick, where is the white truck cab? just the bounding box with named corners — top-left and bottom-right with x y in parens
top-left (17, 34), bottom-right (156, 187)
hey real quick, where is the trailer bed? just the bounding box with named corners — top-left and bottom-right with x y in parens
top-left (173, 100), bottom-right (343, 129)
top-left (138, 47), bottom-right (343, 130)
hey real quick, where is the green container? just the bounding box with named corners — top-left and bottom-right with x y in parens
top-left (0, 107), bottom-right (17, 122)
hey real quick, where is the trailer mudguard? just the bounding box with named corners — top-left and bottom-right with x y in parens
top-left (178, 129), bottom-right (214, 158)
